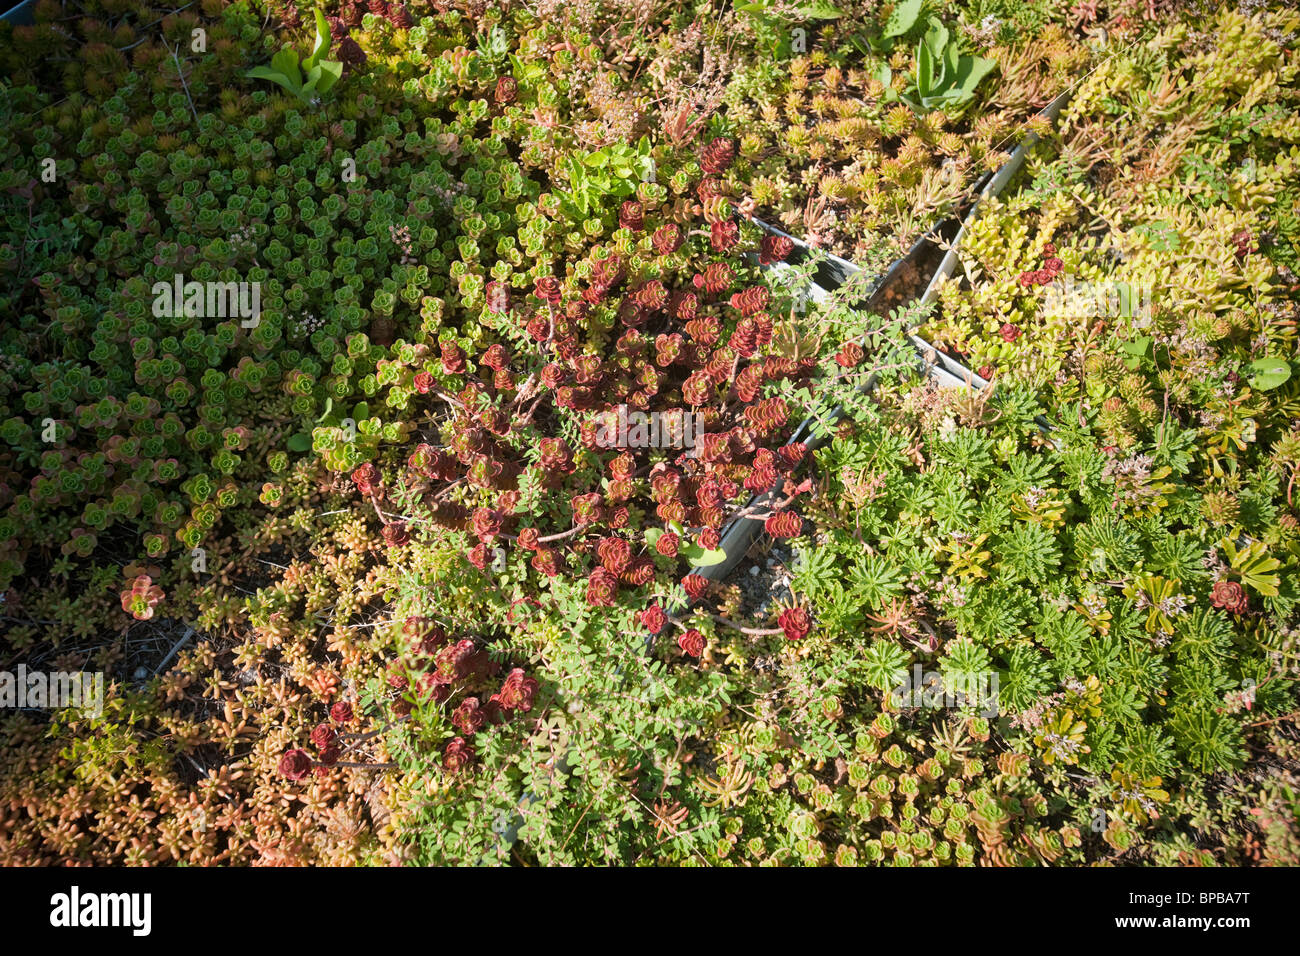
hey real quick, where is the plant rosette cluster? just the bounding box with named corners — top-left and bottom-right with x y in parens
top-left (779, 371), bottom-right (1297, 858)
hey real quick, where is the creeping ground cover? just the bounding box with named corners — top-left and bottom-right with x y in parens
top-left (0, 0), bottom-right (1297, 867)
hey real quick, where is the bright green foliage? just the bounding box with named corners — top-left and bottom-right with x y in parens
top-left (246, 10), bottom-right (343, 106)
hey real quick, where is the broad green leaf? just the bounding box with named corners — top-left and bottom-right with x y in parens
top-left (883, 0), bottom-right (923, 38)
top-left (1248, 357), bottom-right (1292, 390)
top-left (682, 541), bottom-right (728, 567)
top-left (941, 42), bottom-right (959, 86)
top-left (793, 0), bottom-right (843, 18)
top-left (306, 8), bottom-right (331, 70)
top-left (915, 38), bottom-right (933, 98)
top-left (316, 59), bottom-right (342, 94)
top-left (271, 47), bottom-right (300, 81)
top-left (287, 432), bottom-right (313, 452)
top-left (924, 17), bottom-right (948, 56)
top-left (302, 63), bottom-right (322, 97)
top-left (952, 54), bottom-right (996, 96)
top-left (247, 66), bottom-right (302, 97)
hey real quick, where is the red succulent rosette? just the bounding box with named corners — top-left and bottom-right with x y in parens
top-left (472, 507), bottom-right (504, 542)
top-left (836, 342), bottom-right (864, 367)
top-left (619, 200), bottom-right (645, 232)
top-left (759, 234), bottom-right (794, 265)
top-left (443, 736), bottom-right (476, 773)
top-left (531, 548), bottom-right (561, 577)
top-left (633, 280), bottom-right (669, 311)
top-left (120, 574), bottom-right (165, 620)
top-left (1211, 579), bottom-right (1248, 614)
top-left (570, 492), bottom-right (605, 526)
top-left (693, 261), bottom-right (734, 294)
top-left (586, 567), bottom-right (619, 607)
top-left (735, 365), bottom-right (764, 402)
top-left (622, 557), bottom-right (655, 586)
top-left (673, 291), bottom-right (700, 321)
top-left (538, 436), bottom-right (575, 477)
top-left (413, 370), bottom-right (435, 393)
top-left (408, 444), bottom-right (449, 480)
top-left (497, 668), bottom-right (539, 712)
top-left (330, 701), bottom-right (354, 724)
top-left (697, 176), bottom-right (725, 200)
top-left (433, 639), bottom-right (486, 684)
top-left (730, 285), bottom-right (769, 316)
top-left (597, 536), bottom-right (632, 574)
top-left (729, 318), bottom-right (758, 357)
top-left (652, 223), bottom-right (683, 255)
top-left (999, 323), bottom-right (1022, 343)
top-left (387, 2), bottom-right (412, 28)
top-left (655, 332), bottom-right (684, 366)
top-left (778, 606), bottom-right (813, 641)
top-left (764, 511), bottom-right (803, 538)
top-left (655, 531), bottom-right (680, 557)
top-left (494, 75), bottom-right (517, 104)
top-left (279, 748), bottom-right (313, 780)
top-left (745, 397), bottom-right (789, 434)
top-left (682, 574), bottom-right (709, 600)
top-left (351, 462), bottom-right (381, 496)
top-left (776, 443), bottom-right (807, 470)
top-left (452, 697), bottom-right (486, 735)
top-left (382, 520), bottom-right (411, 547)
top-left (682, 371), bottom-right (712, 406)
top-left (441, 340), bottom-right (467, 374)
top-left (534, 275), bottom-right (562, 305)
top-left (310, 722), bottom-right (335, 750)
top-left (641, 604), bottom-right (668, 634)
top-left (677, 629), bottom-right (706, 657)
top-left (467, 542), bottom-right (490, 570)
top-left (710, 219), bottom-right (739, 253)
top-left (700, 137), bottom-right (736, 175)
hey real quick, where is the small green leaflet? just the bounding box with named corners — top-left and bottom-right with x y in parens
top-left (1118, 336), bottom-right (1152, 370)
top-left (1135, 220), bottom-right (1181, 252)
